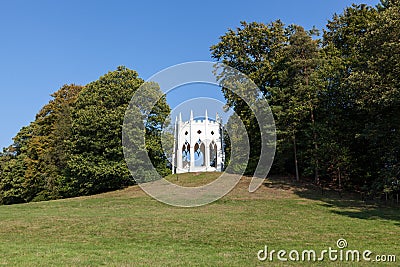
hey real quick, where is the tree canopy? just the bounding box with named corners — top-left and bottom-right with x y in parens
top-left (211, 0), bottom-right (400, 199)
top-left (0, 67), bottom-right (170, 204)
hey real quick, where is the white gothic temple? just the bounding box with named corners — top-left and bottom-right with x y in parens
top-left (172, 110), bottom-right (224, 174)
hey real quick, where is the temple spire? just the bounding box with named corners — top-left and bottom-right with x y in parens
top-left (190, 110), bottom-right (194, 121)
top-left (205, 109), bottom-right (208, 121)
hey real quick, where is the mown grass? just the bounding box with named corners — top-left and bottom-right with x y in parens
top-left (0, 173), bottom-right (398, 266)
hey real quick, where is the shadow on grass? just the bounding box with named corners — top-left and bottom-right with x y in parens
top-left (265, 176), bottom-right (400, 225)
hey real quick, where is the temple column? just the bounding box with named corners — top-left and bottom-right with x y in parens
top-left (204, 110), bottom-right (209, 170)
top-left (176, 115), bottom-right (183, 172)
top-left (189, 110), bottom-right (194, 172)
top-left (172, 117), bottom-right (177, 174)
top-left (177, 144), bottom-right (182, 172)
top-left (205, 143), bottom-right (210, 170)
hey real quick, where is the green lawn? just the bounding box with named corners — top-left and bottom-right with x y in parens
top-left (0, 173), bottom-right (398, 266)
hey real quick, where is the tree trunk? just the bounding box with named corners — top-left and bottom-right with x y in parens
top-left (338, 166), bottom-right (343, 198)
top-left (310, 108), bottom-right (319, 184)
top-left (293, 134), bottom-right (300, 182)
top-left (305, 65), bottom-right (319, 184)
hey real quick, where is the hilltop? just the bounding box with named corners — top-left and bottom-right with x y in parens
top-left (0, 173), bottom-right (398, 266)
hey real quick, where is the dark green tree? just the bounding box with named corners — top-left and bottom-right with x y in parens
top-left (272, 25), bottom-right (321, 182)
top-left (63, 66), bottom-right (170, 196)
top-left (211, 21), bottom-right (322, 181)
top-left (211, 21), bottom-right (287, 174)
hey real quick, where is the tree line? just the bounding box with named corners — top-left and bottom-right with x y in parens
top-left (0, 0), bottom-right (399, 204)
top-left (212, 0), bottom-right (400, 200)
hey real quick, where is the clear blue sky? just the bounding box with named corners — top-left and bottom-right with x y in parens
top-left (0, 0), bottom-right (380, 149)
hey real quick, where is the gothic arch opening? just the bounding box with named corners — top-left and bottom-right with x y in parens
top-left (210, 141), bottom-right (217, 168)
top-left (194, 141), bottom-right (205, 167)
top-left (182, 142), bottom-right (190, 169)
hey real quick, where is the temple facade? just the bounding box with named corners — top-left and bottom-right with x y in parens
top-left (172, 110), bottom-right (224, 174)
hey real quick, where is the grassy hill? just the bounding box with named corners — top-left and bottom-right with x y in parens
top-left (0, 173), bottom-right (398, 266)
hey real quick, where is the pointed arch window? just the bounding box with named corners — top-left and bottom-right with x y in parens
top-left (210, 141), bottom-right (217, 167)
top-left (182, 141), bottom-right (190, 168)
top-left (194, 140), bottom-right (205, 167)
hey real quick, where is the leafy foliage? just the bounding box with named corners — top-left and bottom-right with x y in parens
top-left (211, 1), bottom-right (400, 199)
top-left (0, 85), bottom-right (82, 203)
top-left (0, 67), bottom-right (170, 204)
